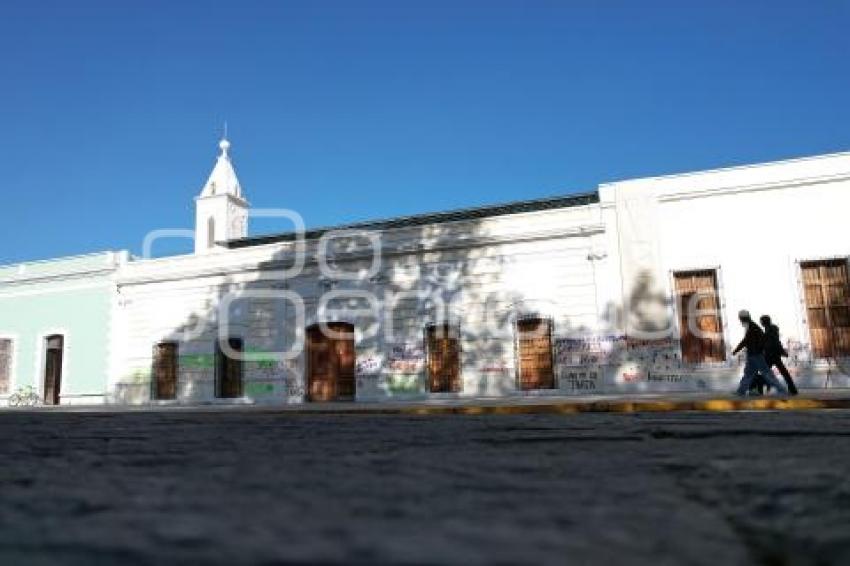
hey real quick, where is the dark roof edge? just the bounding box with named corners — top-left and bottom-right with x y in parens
top-left (225, 190), bottom-right (600, 249)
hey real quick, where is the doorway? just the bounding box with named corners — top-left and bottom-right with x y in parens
top-left (215, 337), bottom-right (244, 398)
top-left (426, 324), bottom-right (461, 393)
top-left (153, 342), bottom-right (178, 400)
top-left (516, 318), bottom-right (555, 390)
top-left (306, 322), bottom-right (355, 402)
top-left (43, 335), bottom-right (64, 405)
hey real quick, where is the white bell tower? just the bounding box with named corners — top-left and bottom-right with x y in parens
top-left (195, 137), bottom-right (249, 254)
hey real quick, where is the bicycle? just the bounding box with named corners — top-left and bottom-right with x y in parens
top-left (8, 385), bottom-right (41, 407)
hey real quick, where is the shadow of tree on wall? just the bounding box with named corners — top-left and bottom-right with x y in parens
top-left (627, 270), bottom-right (673, 336)
top-left (597, 268), bottom-right (768, 394)
top-left (114, 201), bottom-right (649, 405)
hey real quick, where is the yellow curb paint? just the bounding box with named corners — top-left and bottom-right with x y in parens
top-left (269, 396), bottom-right (850, 416)
top-left (695, 399), bottom-right (737, 411)
top-left (784, 399), bottom-right (826, 410)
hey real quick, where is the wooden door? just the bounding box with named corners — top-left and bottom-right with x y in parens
top-left (802, 260), bottom-right (850, 358)
top-left (427, 324), bottom-right (461, 392)
top-left (517, 318), bottom-right (554, 390)
top-left (674, 270), bottom-right (726, 363)
top-left (43, 335), bottom-right (64, 405)
top-left (153, 342), bottom-right (178, 400)
top-left (216, 338), bottom-right (243, 398)
top-left (335, 324), bottom-right (356, 399)
top-left (307, 322), bottom-right (356, 402)
top-left (307, 325), bottom-right (333, 401)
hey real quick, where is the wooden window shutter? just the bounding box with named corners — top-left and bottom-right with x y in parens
top-left (517, 318), bottom-right (555, 390)
top-left (802, 259), bottom-right (850, 358)
top-left (333, 323), bottom-right (356, 399)
top-left (426, 324), bottom-right (461, 393)
top-left (153, 342), bottom-right (178, 400)
top-left (674, 270), bottom-right (726, 364)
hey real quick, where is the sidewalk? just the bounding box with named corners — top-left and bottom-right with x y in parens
top-left (13, 388), bottom-right (850, 415)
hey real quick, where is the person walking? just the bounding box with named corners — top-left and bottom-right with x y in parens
top-left (760, 314), bottom-right (799, 395)
top-left (733, 310), bottom-right (788, 396)
top-left (749, 371), bottom-right (769, 395)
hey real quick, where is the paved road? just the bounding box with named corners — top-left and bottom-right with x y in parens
top-left (0, 409), bottom-right (848, 565)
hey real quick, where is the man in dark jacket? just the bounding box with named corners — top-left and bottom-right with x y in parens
top-left (760, 315), bottom-right (799, 395)
top-left (734, 310), bottom-right (788, 396)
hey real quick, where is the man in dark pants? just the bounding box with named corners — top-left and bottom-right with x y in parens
top-left (734, 309), bottom-right (788, 396)
top-left (749, 371), bottom-right (769, 395)
top-left (760, 314), bottom-right (799, 395)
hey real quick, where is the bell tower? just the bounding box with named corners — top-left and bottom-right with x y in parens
top-left (195, 137), bottom-right (249, 254)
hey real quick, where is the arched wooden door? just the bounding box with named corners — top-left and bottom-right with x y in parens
top-left (426, 324), bottom-right (461, 393)
top-left (43, 335), bottom-right (64, 405)
top-left (306, 322), bottom-right (355, 402)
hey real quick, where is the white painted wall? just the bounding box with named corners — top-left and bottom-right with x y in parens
top-left (114, 203), bottom-right (603, 404)
top-left (602, 151), bottom-right (850, 392)
top-left (109, 150), bottom-right (850, 404)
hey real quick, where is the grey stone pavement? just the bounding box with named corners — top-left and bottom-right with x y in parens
top-left (0, 408), bottom-right (849, 565)
top-left (25, 388), bottom-right (850, 414)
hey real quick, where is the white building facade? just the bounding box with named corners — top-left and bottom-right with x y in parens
top-left (3, 140), bottom-right (849, 406)
top-left (108, 142), bottom-right (850, 405)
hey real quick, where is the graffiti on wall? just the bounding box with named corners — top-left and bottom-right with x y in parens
top-left (786, 340), bottom-right (815, 369)
top-left (480, 360), bottom-right (511, 373)
top-left (386, 343), bottom-right (425, 373)
top-left (245, 382), bottom-right (275, 397)
top-left (284, 375), bottom-right (304, 399)
top-left (555, 335), bottom-right (626, 366)
top-left (553, 334), bottom-right (695, 394)
top-left (381, 373), bottom-right (425, 395)
top-left (558, 366), bottom-right (600, 392)
top-left (355, 355), bottom-right (383, 376)
top-left (624, 337), bottom-right (683, 370)
top-left (554, 335), bottom-right (683, 368)
top-left (617, 367), bottom-right (709, 389)
top-left (252, 358), bottom-right (284, 380)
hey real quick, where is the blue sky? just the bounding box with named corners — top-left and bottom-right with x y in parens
top-left (0, 0), bottom-right (848, 262)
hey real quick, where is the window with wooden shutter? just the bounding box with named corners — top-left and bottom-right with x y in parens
top-left (673, 270), bottom-right (726, 364)
top-left (426, 324), bottom-right (461, 393)
top-left (801, 259), bottom-right (850, 358)
top-left (0, 339), bottom-right (11, 395)
top-left (334, 323), bottom-right (356, 400)
top-left (517, 318), bottom-right (555, 390)
top-left (215, 337), bottom-right (244, 398)
top-left (153, 342), bottom-right (178, 400)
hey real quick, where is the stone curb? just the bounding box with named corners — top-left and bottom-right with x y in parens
top-left (273, 396), bottom-right (850, 416)
top-left (5, 396), bottom-right (850, 416)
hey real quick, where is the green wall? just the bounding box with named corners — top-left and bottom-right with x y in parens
top-left (0, 255), bottom-right (117, 400)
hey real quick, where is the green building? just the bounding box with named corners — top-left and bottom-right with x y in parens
top-left (0, 252), bottom-right (126, 406)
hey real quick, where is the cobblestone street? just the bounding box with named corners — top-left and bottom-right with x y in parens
top-left (1, 409), bottom-right (848, 565)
